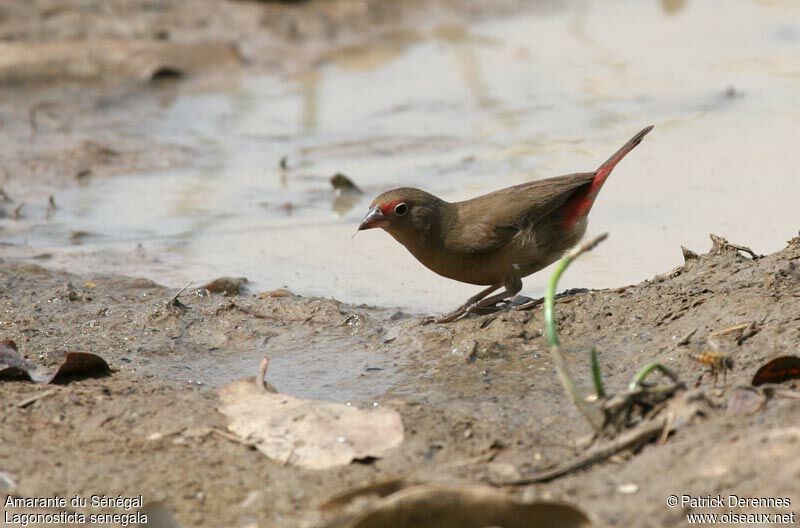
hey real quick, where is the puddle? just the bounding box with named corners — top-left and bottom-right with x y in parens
top-left (135, 328), bottom-right (402, 403)
top-left (5, 0), bottom-right (800, 317)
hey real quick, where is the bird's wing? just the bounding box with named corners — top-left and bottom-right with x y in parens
top-left (445, 172), bottom-right (595, 254)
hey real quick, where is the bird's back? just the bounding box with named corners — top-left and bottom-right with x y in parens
top-left (444, 172), bottom-right (595, 255)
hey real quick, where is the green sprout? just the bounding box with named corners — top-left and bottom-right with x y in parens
top-left (543, 233), bottom-right (609, 430)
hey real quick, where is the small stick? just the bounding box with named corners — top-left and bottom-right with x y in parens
top-left (504, 417), bottom-right (666, 484)
top-left (226, 302), bottom-right (270, 320)
top-left (257, 356), bottom-right (273, 392)
top-left (727, 243), bottom-right (760, 260)
top-left (658, 406), bottom-right (677, 444)
top-left (209, 427), bottom-right (255, 447)
top-left (171, 280), bottom-right (192, 302)
top-left (256, 344), bottom-right (278, 392)
top-left (17, 388), bottom-right (57, 408)
top-left (676, 328), bottom-right (697, 346)
top-left (773, 389), bottom-right (800, 400)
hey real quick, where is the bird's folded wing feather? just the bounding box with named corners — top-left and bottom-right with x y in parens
top-left (445, 172), bottom-right (595, 254)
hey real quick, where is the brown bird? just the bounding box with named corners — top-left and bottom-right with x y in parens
top-left (358, 126), bottom-right (654, 322)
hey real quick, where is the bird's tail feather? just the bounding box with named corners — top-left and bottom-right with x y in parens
top-left (594, 125), bottom-right (654, 189)
top-left (562, 125), bottom-right (654, 226)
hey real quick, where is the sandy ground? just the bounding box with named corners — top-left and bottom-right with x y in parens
top-left (1, 1), bottom-right (800, 527)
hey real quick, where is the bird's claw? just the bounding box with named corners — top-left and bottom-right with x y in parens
top-left (510, 297), bottom-right (544, 311)
top-left (426, 302), bottom-right (482, 324)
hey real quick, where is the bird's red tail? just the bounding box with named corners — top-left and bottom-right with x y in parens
top-left (562, 125), bottom-right (654, 227)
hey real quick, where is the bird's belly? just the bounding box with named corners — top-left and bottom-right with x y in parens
top-left (399, 219), bottom-right (588, 286)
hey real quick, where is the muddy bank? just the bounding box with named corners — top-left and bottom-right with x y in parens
top-left (1, 235), bottom-right (799, 526)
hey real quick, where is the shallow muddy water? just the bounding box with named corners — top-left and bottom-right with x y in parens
top-left (5, 0), bottom-right (800, 313)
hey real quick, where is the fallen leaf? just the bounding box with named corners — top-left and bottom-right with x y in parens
top-left (0, 339), bottom-right (110, 384)
top-left (0, 339), bottom-right (40, 380)
top-left (322, 484), bottom-right (591, 528)
top-left (752, 356), bottom-right (800, 386)
top-left (217, 380), bottom-right (404, 470)
top-left (201, 277), bottom-right (248, 296)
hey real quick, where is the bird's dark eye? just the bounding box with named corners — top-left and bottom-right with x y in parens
top-left (394, 202), bottom-right (408, 216)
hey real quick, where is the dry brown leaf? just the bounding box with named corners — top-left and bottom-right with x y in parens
top-left (752, 356), bottom-right (800, 386)
top-left (217, 380), bottom-right (404, 470)
top-left (0, 339), bottom-right (109, 383)
top-left (201, 277), bottom-right (248, 296)
top-left (322, 484), bottom-right (591, 528)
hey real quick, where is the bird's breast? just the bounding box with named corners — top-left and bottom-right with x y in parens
top-left (391, 218), bottom-right (588, 286)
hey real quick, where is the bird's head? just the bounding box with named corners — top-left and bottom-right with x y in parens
top-left (358, 187), bottom-right (444, 239)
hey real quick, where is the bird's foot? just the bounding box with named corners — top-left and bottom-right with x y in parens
top-left (510, 296), bottom-right (544, 311)
top-left (425, 301), bottom-right (495, 324)
top-left (432, 308), bottom-right (470, 324)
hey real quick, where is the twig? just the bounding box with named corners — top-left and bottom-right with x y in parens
top-left (171, 280), bottom-right (192, 302)
top-left (17, 388), bottom-right (57, 408)
top-left (658, 405), bottom-right (677, 444)
top-left (436, 448), bottom-right (498, 468)
top-left (168, 280), bottom-right (192, 311)
top-left (709, 234), bottom-right (760, 259)
top-left (209, 427), bottom-right (255, 447)
top-left (256, 355), bottom-right (278, 393)
top-left (772, 389), bottom-right (800, 401)
top-left (677, 328), bottom-right (697, 346)
top-left (504, 416), bottom-right (666, 484)
top-left (727, 243), bottom-right (760, 259)
top-left (225, 301), bottom-right (271, 320)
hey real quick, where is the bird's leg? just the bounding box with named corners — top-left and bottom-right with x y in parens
top-left (429, 284), bottom-right (502, 324)
top-left (462, 276), bottom-right (523, 317)
top-left (510, 297), bottom-right (544, 311)
top-left (433, 277), bottom-right (523, 324)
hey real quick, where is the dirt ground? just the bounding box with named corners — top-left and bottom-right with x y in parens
top-left (1, 1), bottom-right (800, 527)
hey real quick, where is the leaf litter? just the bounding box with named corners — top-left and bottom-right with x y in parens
top-left (217, 377), bottom-right (404, 470)
top-left (0, 339), bottom-right (110, 384)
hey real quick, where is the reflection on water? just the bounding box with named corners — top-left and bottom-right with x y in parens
top-left (4, 0), bottom-right (800, 312)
